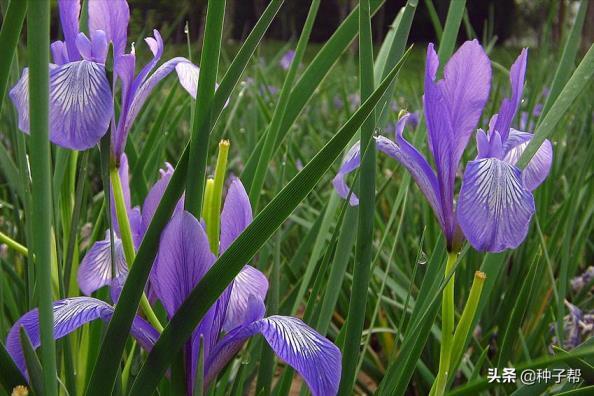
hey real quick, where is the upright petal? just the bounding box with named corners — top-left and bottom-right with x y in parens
top-left (424, 41), bottom-right (491, 240)
top-left (457, 158), bottom-right (535, 252)
top-left (223, 266), bottom-right (269, 332)
top-left (6, 297), bottom-right (159, 377)
top-left (58, 0), bottom-right (81, 61)
top-left (49, 60), bottom-right (113, 150)
top-left (502, 129), bottom-right (553, 191)
top-left (220, 178), bottom-right (253, 253)
top-left (115, 57), bottom-right (190, 157)
top-left (151, 211), bottom-right (216, 317)
top-left (77, 232), bottom-right (128, 296)
top-left (493, 49), bottom-right (528, 142)
top-left (207, 313), bottom-right (341, 396)
top-left (332, 142), bottom-right (361, 206)
top-left (51, 41), bottom-right (69, 65)
top-left (141, 163), bottom-right (184, 231)
top-left (88, 0), bottom-right (130, 57)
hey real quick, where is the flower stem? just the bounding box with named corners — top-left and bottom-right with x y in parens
top-left (206, 140), bottom-right (229, 253)
top-left (449, 271), bottom-right (486, 370)
top-left (0, 231), bottom-right (28, 256)
top-left (433, 252), bottom-right (457, 396)
top-left (109, 166), bottom-right (163, 332)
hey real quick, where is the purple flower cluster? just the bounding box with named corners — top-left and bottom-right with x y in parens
top-left (333, 40), bottom-right (553, 253)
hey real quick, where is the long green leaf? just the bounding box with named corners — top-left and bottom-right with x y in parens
top-left (437, 0), bottom-right (466, 64)
top-left (27, 0), bottom-right (57, 394)
top-left (248, 0), bottom-right (320, 210)
top-left (538, 0), bottom-right (588, 121)
top-left (128, 48), bottom-right (411, 395)
top-left (0, 0), bottom-right (26, 115)
top-left (85, 2), bottom-right (284, 393)
top-left (338, 0), bottom-right (375, 393)
top-left (185, 0), bottom-right (227, 216)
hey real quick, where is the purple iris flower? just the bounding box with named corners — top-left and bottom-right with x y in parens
top-left (7, 163), bottom-right (341, 395)
top-left (279, 49), bottom-right (296, 70)
top-left (333, 40), bottom-right (553, 252)
top-left (9, 0), bottom-right (198, 157)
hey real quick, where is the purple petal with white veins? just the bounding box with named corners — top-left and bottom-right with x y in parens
top-left (332, 142), bottom-right (361, 206)
top-left (6, 297), bottom-right (159, 377)
top-left (503, 129), bottom-right (553, 191)
top-left (220, 178), bottom-right (253, 253)
top-left (88, 0), bottom-right (130, 57)
top-left (114, 57), bottom-right (190, 157)
top-left (493, 49), bottom-right (527, 142)
top-left (224, 266), bottom-right (269, 332)
top-left (57, 0), bottom-right (81, 61)
top-left (77, 232), bottom-right (128, 296)
top-left (9, 68), bottom-right (31, 135)
top-left (151, 211), bottom-right (216, 317)
top-left (207, 313), bottom-right (341, 396)
top-left (175, 62), bottom-right (200, 98)
top-left (424, 41), bottom-right (491, 241)
top-left (49, 60), bottom-right (113, 150)
top-left (457, 158), bottom-right (535, 252)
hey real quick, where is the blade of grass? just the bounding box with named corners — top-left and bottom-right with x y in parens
top-left (185, 0), bottom-right (227, 216)
top-left (338, 0), bottom-right (375, 393)
top-left (85, 2), bottom-right (285, 393)
top-left (20, 326), bottom-right (44, 395)
top-left (437, 0), bottom-right (466, 64)
top-left (517, 43), bottom-right (594, 169)
top-left (0, 0), bottom-right (26, 115)
top-left (242, 0), bottom-right (386, 187)
top-left (128, 49), bottom-right (412, 395)
top-left (27, 0), bottom-right (57, 394)
top-left (248, 0), bottom-right (321, 210)
top-left (538, 0), bottom-right (588, 121)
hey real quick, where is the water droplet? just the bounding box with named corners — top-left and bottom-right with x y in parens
top-left (417, 251), bottom-right (428, 265)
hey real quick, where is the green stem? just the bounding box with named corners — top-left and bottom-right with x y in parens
top-left (109, 166), bottom-right (163, 332)
top-left (206, 140), bottom-right (229, 253)
top-left (433, 252), bottom-right (457, 396)
top-left (27, 0), bottom-right (57, 394)
top-left (449, 271), bottom-right (486, 374)
top-left (0, 231), bottom-right (28, 256)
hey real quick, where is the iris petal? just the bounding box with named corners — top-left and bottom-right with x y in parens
top-left (423, 40), bottom-right (491, 240)
top-left (6, 297), bottom-right (158, 377)
top-left (224, 266), bottom-right (269, 332)
top-left (493, 49), bottom-right (528, 142)
top-left (77, 232), bottom-right (128, 296)
top-left (57, 0), bottom-right (81, 60)
top-left (151, 211), bottom-right (215, 318)
top-left (49, 60), bottom-right (113, 150)
top-left (332, 142), bottom-right (361, 206)
top-left (503, 129), bottom-right (553, 191)
top-left (207, 309), bottom-right (341, 396)
top-left (10, 61), bottom-right (112, 150)
top-left (88, 0), bottom-right (130, 57)
top-left (220, 178), bottom-right (253, 253)
top-left (457, 158), bottom-right (535, 252)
